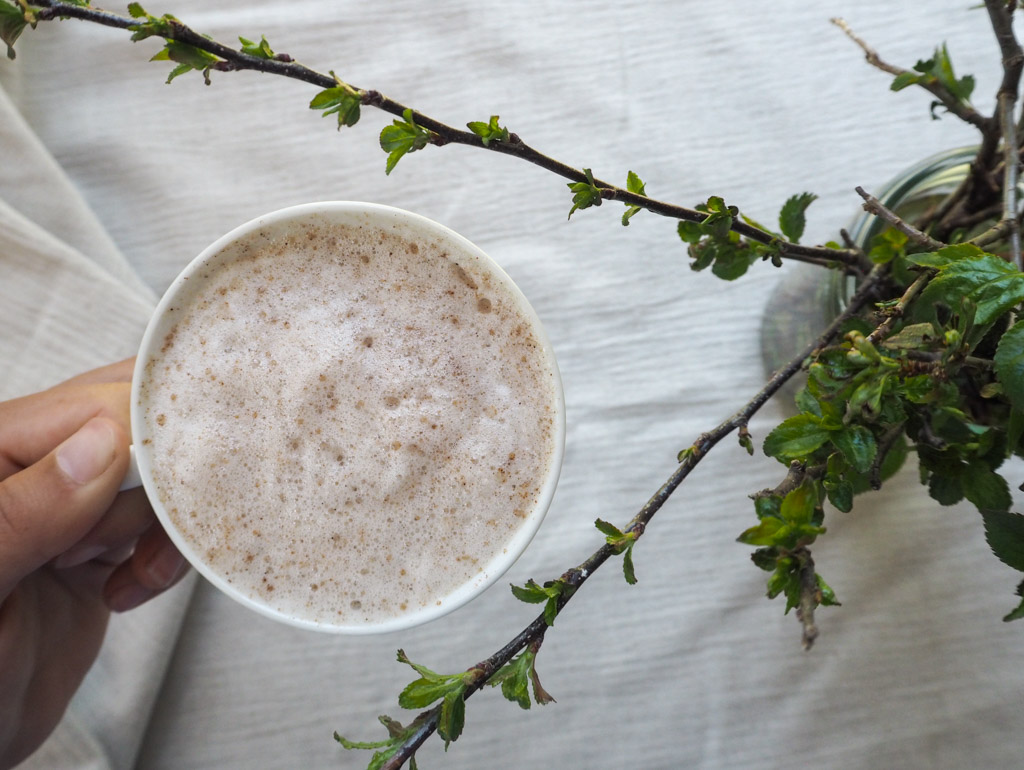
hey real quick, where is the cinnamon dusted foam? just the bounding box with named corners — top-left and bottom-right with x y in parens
top-left (137, 213), bottom-right (559, 627)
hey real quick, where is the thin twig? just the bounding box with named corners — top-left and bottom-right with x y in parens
top-left (795, 548), bottom-right (821, 650)
top-left (867, 269), bottom-right (933, 345)
top-left (855, 186), bottom-right (946, 251)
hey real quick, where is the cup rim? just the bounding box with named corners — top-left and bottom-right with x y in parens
top-left (130, 201), bottom-right (565, 634)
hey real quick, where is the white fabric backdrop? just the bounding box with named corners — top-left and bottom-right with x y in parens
top-left (2, 1), bottom-right (1021, 768)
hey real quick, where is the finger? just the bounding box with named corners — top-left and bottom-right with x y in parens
top-left (57, 358), bottom-right (135, 387)
top-left (51, 487), bottom-right (154, 569)
top-left (0, 417), bottom-right (129, 596)
top-left (0, 382), bottom-right (131, 479)
top-left (104, 523), bottom-right (189, 613)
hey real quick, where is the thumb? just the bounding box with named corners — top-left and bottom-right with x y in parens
top-left (0, 417), bottom-right (129, 596)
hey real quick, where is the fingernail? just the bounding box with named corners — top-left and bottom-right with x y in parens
top-left (56, 419), bottom-right (118, 485)
top-left (107, 583), bottom-right (155, 613)
top-left (145, 546), bottom-right (188, 588)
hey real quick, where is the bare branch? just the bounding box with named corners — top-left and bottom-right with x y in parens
top-left (985, 0), bottom-right (1024, 269)
top-left (855, 186), bottom-right (946, 251)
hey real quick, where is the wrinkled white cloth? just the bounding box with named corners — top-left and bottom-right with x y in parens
top-left (2, 2), bottom-right (1021, 768)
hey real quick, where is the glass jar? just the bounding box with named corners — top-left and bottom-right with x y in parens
top-left (759, 146), bottom-right (979, 408)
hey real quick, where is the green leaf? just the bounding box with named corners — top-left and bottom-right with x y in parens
top-left (765, 557), bottom-right (803, 613)
top-left (0, 1), bottom-right (32, 60)
top-left (677, 220), bottom-right (703, 244)
top-left (126, 6), bottom-right (178, 42)
top-left (823, 476), bottom-right (854, 513)
top-left (763, 413), bottom-right (831, 462)
top-left (622, 543), bottom-right (637, 585)
top-left (509, 578), bottom-right (550, 604)
top-left (880, 322), bottom-right (937, 351)
top-left (238, 34), bottom-right (275, 60)
top-left (750, 547), bottom-right (779, 571)
top-left (927, 467), bottom-right (964, 505)
top-left (708, 239), bottom-right (756, 281)
top-left (510, 578), bottom-right (569, 625)
top-left (335, 716), bottom-right (423, 770)
top-left (892, 44), bottom-right (975, 108)
top-left (917, 252), bottom-right (1024, 328)
top-left (778, 192), bottom-right (817, 243)
top-left (466, 114), bottom-right (510, 147)
top-left (488, 647), bottom-right (555, 709)
top-left (334, 732), bottom-right (393, 751)
top-left (868, 228), bottom-right (909, 265)
top-left (995, 318), bottom-right (1024, 413)
top-left (489, 652), bottom-right (533, 710)
top-left (832, 425), bottom-right (877, 475)
top-left (816, 573), bottom-right (840, 607)
top-left (567, 168), bottom-right (603, 219)
top-left (1004, 594), bottom-right (1024, 622)
top-left (847, 372), bottom-right (891, 420)
top-left (379, 108), bottom-right (433, 175)
top-left (981, 510), bottom-right (1024, 572)
top-left (150, 40), bottom-right (220, 84)
top-left (932, 42), bottom-right (975, 103)
top-left (737, 516), bottom-right (784, 546)
top-left (395, 650), bottom-right (471, 744)
top-left (890, 70), bottom-right (922, 92)
top-left (962, 463), bottom-right (1012, 512)
top-left (594, 518), bottom-right (623, 539)
top-left (779, 481), bottom-right (818, 527)
top-left (438, 689), bottom-right (466, 746)
top-left (621, 169), bottom-right (647, 226)
top-left (626, 169), bottom-right (646, 195)
top-left (905, 243), bottom-right (983, 269)
top-left (701, 196), bottom-right (737, 238)
top-left (309, 77), bottom-right (362, 129)
top-left (335, 735), bottom-right (400, 770)
top-left (754, 495), bottom-right (782, 521)
top-left (1008, 408), bottom-right (1024, 456)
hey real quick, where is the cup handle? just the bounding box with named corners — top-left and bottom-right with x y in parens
top-left (120, 444), bottom-right (143, 492)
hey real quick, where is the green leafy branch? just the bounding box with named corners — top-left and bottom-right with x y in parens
top-left (742, 235), bottom-right (1024, 643)
top-left (832, 17), bottom-right (986, 130)
top-left (466, 114), bottom-right (510, 147)
top-left (17, 0), bottom-right (867, 272)
top-left (833, 10), bottom-right (1021, 265)
top-left (308, 73), bottom-right (363, 129)
top-left (332, 266), bottom-right (891, 766)
top-left (890, 43), bottom-right (976, 120)
top-left (677, 193), bottom-right (836, 281)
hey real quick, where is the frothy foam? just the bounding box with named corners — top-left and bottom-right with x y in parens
top-left (138, 214), bottom-right (559, 627)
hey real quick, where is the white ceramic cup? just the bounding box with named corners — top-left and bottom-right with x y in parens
top-left (123, 202), bottom-right (564, 634)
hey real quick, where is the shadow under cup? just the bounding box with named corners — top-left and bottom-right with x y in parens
top-left (130, 202), bottom-right (565, 634)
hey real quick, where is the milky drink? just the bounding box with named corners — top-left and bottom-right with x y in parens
top-left (132, 204), bottom-right (563, 632)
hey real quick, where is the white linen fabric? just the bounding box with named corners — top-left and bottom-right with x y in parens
top-left (2, 2), bottom-right (1021, 768)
